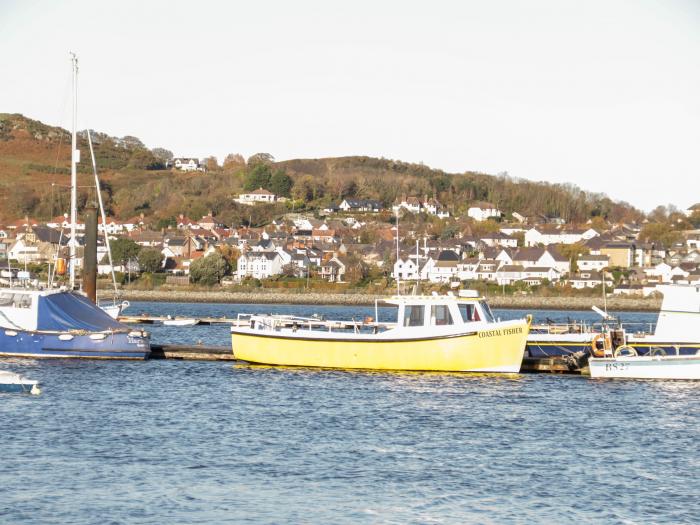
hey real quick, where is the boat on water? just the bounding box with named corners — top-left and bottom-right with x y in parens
top-left (0, 370), bottom-right (41, 394)
top-left (0, 288), bottom-right (150, 359)
top-left (163, 317), bottom-right (199, 327)
top-left (526, 284), bottom-right (700, 359)
top-left (100, 300), bottom-right (130, 320)
top-left (231, 291), bottom-right (531, 372)
top-left (587, 285), bottom-right (700, 380)
top-left (588, 351), bottom-right (700, 380)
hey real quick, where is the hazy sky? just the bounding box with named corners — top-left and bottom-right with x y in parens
top-left (1, 0), bottom-right (698, 211)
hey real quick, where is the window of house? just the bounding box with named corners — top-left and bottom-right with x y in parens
top-left (403, 305), bottom-right (425, 327)
top-left (431, 305), bottom-right (453, 326)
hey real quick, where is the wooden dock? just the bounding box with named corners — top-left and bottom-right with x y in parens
top-left (150, 344), bottom-right (587, 373)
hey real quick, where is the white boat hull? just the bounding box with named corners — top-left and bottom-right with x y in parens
top-left (588, 354), bottom-right (700, 380)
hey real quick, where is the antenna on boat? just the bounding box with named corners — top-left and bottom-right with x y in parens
top-left (69, 52), bottom-right (79, 291)
top-left (395, 207), bottom-right (400, 296)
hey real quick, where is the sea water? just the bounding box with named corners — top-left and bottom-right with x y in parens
top-left (1, 303), bottom-right (698, 524)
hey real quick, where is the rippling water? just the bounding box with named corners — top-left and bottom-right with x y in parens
top-left (2, 302), bottom-right (698, 524)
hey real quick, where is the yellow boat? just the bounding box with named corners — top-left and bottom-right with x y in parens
top-left (231, 292), bottom-right (531, 373)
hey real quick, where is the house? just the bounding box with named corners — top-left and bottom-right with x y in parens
top-left (393, 257), bottom-right (421, 281)
top-left (479, 232), bottom-right (518, 248)
top-left (524, 226), bottom-right (599, 247)
top-left (474, 259), bottom-right (501, 282)
top-left (613, 284), bottom-right (644, 296)
top-left (392, 195), bottom-right (449, 218)
top-left (338, 199), bottom-right (383, 213)
top-left (600, 242), bottom-right (634, 268)
top-left (319, 256), bottom-right (346, 282)
top-left (577, 254), bottom-right (609, 272)
top-left (467, 202), bottom-right (502, 222)
top-left (685, 203), bottom-right (700, 217)
top-left (426, 250), bottom-right (460, 283)
top-left (235, 188), bottom-right (277, 205)
top-left (170, 158), bottom-right (204, 172)
top-left (236, 251), bottom-right (284, 280)
top-left (512, 247), bottom-right (569, 275)
top-left (496, 264), bottom-right (525, 285)
top-left (567, 271), bottom-right (611, 289)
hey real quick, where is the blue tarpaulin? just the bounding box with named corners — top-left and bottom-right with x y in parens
top-left (37, 292), bottom-right (126, 332)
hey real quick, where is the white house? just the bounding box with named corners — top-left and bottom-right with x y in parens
top-left (236, 188), bottom-right (277, 205)
top-left (338, 199), bottom-right (383, 213)
top-left (467, 203), bottom-right (502, 222)
top-left (236, 251), bottom-right (284, 279)
top-left (171, 158), bottom-right (204, 172)
top-left (392, 195), bottom-right (449, 218)
top-left (524, 226), bottom-right (599, 247)
top-left (567, 271), bottom-right (611, 289)
top-left (393, 257), bottom-right (421, 281)
top-left (577, 254), bottom-right (609, 272)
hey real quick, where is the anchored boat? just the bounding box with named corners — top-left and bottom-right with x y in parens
top-left (0, 288), bottom-right (150, 359)
top-left (587, 285), bottom-right (700, 379)
top-left (231, 292), bottom-right (531, 372)
top-left (0, 370), bottom-right (41, 394)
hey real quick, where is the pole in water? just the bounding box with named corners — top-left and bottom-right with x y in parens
top-left (84, 203), bottom-right (98, 303)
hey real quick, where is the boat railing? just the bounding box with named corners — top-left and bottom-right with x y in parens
top-left (235, 313), bottom-right (395, 333)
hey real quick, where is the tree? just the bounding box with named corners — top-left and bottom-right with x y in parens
top-left (128, 149), bottom-right (164, 170)
top-left (151, 148), bottom-right (174, 162)
top-left (138, 248), bottom-right (164, 273)
top-left (223, 153), bottom-right (246, 170)
top-left (244, 164), bottom-right (273, 191)
top-left (204, 156), bottom-right (220, 171)
top-left (247, 152), bottom-right (274, 166)
top-left (110, 238), bottom-right (141, 269)
top-left (269, 169), bottom-right (293, 197)
top-left (189, 253), bottom-right (230, 285)
top-left (639, 223), bottom-right (683, 249)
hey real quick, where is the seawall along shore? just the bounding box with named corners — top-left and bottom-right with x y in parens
top-left (98, 289), bottom-right (662, 311)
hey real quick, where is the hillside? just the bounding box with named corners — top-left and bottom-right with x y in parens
top-left (0, 113), bottom-right (644, 226)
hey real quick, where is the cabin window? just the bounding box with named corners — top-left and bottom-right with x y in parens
top-left (459, 303), bottom-right (478, 322)
top-left (479, 300), bottom-right (496, 322)
top-left (431, 305), bottom-right (453, 326)
top-left (403, 305), bottom-right (425, 327)
top-left (0, 293), bottom-right (31, 309)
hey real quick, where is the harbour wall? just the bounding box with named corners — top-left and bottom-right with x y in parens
top-left (99, 289), bottom-right (662, 311)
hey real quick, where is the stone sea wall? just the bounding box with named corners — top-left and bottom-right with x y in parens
top-left (99, 289), bottom-right (662, 311)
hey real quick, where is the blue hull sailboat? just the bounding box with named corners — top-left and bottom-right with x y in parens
top-left (0, 54), bottom-right (150, 360)
top-left (0, 288), bottom-right (150, 359)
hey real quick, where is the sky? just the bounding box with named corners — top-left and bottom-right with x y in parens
top-left (1, 0), bottom-right (698, 212)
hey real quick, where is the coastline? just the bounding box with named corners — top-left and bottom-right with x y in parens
top-left (99, 289), bottom-right (663, 312)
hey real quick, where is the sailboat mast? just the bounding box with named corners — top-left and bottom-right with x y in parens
top-left (69, 52), bottom-right (79, 289)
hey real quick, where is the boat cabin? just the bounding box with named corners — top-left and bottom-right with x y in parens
top-left (387, 292), bottom-right (497, 328)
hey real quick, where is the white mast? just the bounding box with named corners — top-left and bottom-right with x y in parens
top-left (395, 207), bottom-right (400, 295)
top-left (69, 52), bottom-right (79, 289)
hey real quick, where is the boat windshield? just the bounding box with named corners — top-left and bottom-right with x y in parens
top-left (403, 305), bottom-right (425, 327)
top-left (0, 292), bottom-right (32, 309)
top-left (459, 303), bottom-right (479, 323)
top-left (479, 300), bottom-right (496, 323)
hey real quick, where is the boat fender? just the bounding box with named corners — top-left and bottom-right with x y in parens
top-left (591, 333), bottom-right (610, 358)
top-left (614, 345), bottom-right (638, 357)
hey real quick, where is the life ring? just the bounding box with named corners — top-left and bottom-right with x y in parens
top-left (614, 345), bottom-right (638, 357)
top-left (649, 346), bottom-right (667, 357)
top-left (591, 333), bottom-right (610, 357)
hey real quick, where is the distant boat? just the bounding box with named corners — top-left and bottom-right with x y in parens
top-left (163, 317), bottom-right (199, 327)
top-left (0, 370), bottom-right (41, 394)
top-left (100, 300), bottom-right (130, 319)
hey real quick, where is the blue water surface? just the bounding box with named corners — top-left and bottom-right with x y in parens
top-left (1, 302), bottom-right (698, 524)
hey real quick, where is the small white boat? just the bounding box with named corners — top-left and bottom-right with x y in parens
top-left (163, 317), bottom-right (199, 327)
top-left (100, 300), bottom-right (130, 319)
top-left (589, 349), bottom-right (700, 380)
top-left (0, 370), bottom-right (41, 394)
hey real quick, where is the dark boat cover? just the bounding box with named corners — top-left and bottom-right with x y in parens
top-left (37, 292), bottom-right (126, 332)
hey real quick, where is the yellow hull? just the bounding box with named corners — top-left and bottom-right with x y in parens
top-left (231, 320), bottom-right (529, 372)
